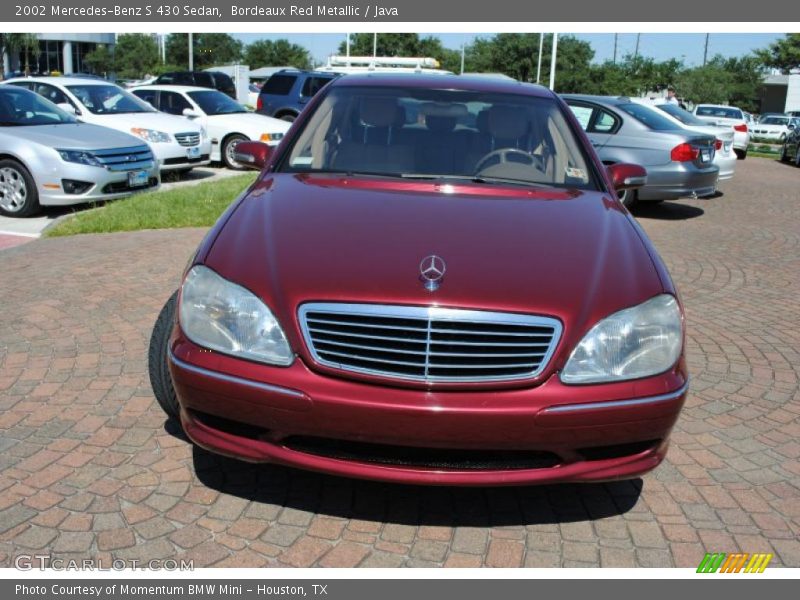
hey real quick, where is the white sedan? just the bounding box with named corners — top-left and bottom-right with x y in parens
top-left (750, 115), bottom-right (798, 143)
top-left (131, 85), bottom-right (290, 169)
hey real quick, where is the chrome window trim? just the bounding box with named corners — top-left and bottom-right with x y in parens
top-left (541, 380), bottom-right (689, 414)
top-left (298, 302), bottom-right (562, 384)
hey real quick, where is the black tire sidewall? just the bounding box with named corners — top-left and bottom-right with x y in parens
top-left (148, 291), bottom-right (181, 419)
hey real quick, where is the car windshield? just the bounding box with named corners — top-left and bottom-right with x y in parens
top-left (656, 103), bottom-right (708, 126)
top-left (696, 106), bottom-right (743, 120)
top-left (616, 103), bottom-right (683, 131)
top-left (187, 90), bottom-right (246, 115)
top-left (761, 116), bottom-right (789, 125)
top-left (66, 84), bottom-right (155, 115)
top-left (0, 87), bottom-right (77, 126)
top-left (279, 85), bottom-right (597, 190)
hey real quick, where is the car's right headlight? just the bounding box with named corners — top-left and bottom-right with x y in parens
top-left (130, 128), bottom-right (172, 143)
top-left (179, 265), bottom-right (294, 366)
top-left (560, 294), bottom-right (683, 384)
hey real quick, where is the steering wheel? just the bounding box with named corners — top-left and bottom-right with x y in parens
top-left (474, 148), bottom-right (543, 174)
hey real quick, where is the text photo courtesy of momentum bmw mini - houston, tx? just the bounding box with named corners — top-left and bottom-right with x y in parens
top-left (0, 14), bottom-right (799, 585)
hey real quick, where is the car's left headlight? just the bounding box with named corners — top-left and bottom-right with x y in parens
top-left (130, 128), bottom-right (172, 143)
top-left (57, 149), bottom-right (103, 168)
top-left (179, 265), bottom-right (294, 366)
top-left (260, 132), bottom-right (284, 143)
top-left (560, 294), bottom-right (683, 384)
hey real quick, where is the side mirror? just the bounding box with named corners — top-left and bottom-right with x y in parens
top-left (232, 140), bottom-right (272, 170)
top-left (57, 102), bottom-right (77, 115)
top-left (607, 163), bottom-right (647, 191)
top-left (788, 124), bottom-right (796, 130)
top-left (182, 108), bottom-right (201, 118)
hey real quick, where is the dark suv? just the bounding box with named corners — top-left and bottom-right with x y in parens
top-left (153, 71), bottom-right (236, 99)
top-left (256, 69), bottom-right (339, 122)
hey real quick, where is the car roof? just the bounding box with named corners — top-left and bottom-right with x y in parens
top-left (132, 84), bottom-right (220, 94)
top-left (5, 76), bottom-right (116, 87)
top-left (329, 73), bottom-right (553, 97)
top-left (560, 94), bottom-right (632, 105)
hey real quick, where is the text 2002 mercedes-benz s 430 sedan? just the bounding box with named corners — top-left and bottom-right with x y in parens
top-left (148, 74), bottom-right (688, 486)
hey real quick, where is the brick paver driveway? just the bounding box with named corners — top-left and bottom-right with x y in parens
top-left (1, 158), bottom-right (798, 568)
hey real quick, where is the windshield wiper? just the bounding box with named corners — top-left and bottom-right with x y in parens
top-left (400, 173), bottom-right (547, 187)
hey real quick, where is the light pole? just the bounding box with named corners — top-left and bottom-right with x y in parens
top-left (536, 32), bottom-right (543, 84)
top-left (548, 33), bottom-right (558, 91)
top-left (188, 33), bottom-right (193, 70)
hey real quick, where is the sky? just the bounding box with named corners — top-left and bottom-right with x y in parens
top-left (233, 32), bottom-right (784, 67)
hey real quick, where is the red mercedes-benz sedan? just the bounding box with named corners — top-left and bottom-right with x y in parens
top-left (149, 74), bottom-right (688, 486)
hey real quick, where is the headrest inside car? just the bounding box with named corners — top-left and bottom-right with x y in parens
top-left (360, 97), bottom-right (399, 128)
top-left (487, 105), bottom-right (529, 140)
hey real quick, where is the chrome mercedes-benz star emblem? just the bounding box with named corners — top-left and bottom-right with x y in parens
top-left (419, 255), bottom-right (446, 292)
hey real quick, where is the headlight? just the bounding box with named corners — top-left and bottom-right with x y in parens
top-left (179, 265), bottom-right (293, 366)
top-left (560, 294), bottom-right (682, 384)
top-left (130, 128), bottom-right (172, 143)
top-left (260, 132), bottom-right (284, 143)
top-left (57, 149), bottom-right (103, 167)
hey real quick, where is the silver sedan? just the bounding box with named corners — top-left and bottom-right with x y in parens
top-left (0, 86), bottom-right (159, 217)
top-left (563, 95), bottom-right (719, 208)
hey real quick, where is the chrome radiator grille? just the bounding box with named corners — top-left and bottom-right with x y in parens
top-left (299, 303), bottom-right (561, 383)
top-left (91, 145), bottom-right (154, 171)
top-left (175, 132), bottom-right (200, 147)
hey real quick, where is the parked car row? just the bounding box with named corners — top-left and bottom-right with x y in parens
top-left (0, 76), bottom-right (291, 216)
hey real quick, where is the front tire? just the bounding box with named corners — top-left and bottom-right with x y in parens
top-left (781, 144), bottom-right (789, 162)
top-left (222, 134), bottom-right (248, 170)
top-left (148, 291), bottom-right (181, 419)
top-left (734, 148), bottom-right (747, 160)
top-left (0, 159), bottom-right (40, 218)
top-left (279, 114), bottom-right (296, 123)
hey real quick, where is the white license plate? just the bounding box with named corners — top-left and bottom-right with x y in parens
top-left (701, 151), bottom-right (710, 162)
top-left (127, 170), bottom-right (148, 188)
top-left (186, 146), bottom-right (201, 159)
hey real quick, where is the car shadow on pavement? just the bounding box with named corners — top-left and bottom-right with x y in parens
top-left (632, 201), bottom-right (705, 221)
top-left (184, 428), bottom-right (643, 526)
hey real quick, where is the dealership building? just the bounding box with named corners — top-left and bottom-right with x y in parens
top-left (2, 33), bottom-right (115, 76)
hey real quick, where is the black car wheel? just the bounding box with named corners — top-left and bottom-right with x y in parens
top-left (734, 148), bottom-right (747, 160)
top-left (617, 188), bottom-right (638, 209)
top-left (148, 291), bottom-right (181, 419)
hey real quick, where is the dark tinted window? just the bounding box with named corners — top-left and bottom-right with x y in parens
top-left (156, 73), bottom-right (176, 84)
top-left (656, 103), bottom-right (707, 126)
top-left (187, 90), bottom-right (246, 115)
top-left (212, 73), bottom-right (234, 89)
top-left (159, 91), bottom-right (192, 115)
top-left (174, 72), bottom-right (194, 85)
top-left (262, 74), bottom-right (297, 95)
top-left (194, 72), bottom-right (214, 88)
top-left (0, 87), bottom-right (77, 126)
top-left (695, 106), bottom-right (743, 120)
top-left (132, 89), bottom-right (157, 107)
top-left (616, 103), bottom-right (682, 131)
top-left (301, 76), bottom-right (333, 98)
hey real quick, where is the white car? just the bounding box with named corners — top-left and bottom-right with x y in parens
top-left (750, 115), bottom-right (798, 143)
top-left (644, 101), bottom-right (737, 182)
top-left (3, 77), bottom-right (212, 174)
top-left (130, 85), bottom-right (290, 169)
top-left (692, 104), bottom-right (750, 160)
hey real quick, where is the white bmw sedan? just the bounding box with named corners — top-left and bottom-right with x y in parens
top-left (130, 85), bottom-right (290, 169)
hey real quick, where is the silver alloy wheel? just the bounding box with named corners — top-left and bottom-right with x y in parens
top-left (0, 166), bottom-right (28, 213)
top-left (224, 137), bottom-right (244, 169)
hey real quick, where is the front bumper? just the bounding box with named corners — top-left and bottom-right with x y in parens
top-left (168, 336), bottom-right (688, 486)
top-left (37, 163), bottom-right (160, 207)
top-left (152, 140), bottom-right (213, 172)
top-left (637, 162), bottom-right (719, 201)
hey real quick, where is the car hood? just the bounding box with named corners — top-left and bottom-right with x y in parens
top-left (83, 111), bottom-right (202, 134)
top-left (7, 122), bottom-right (147, 150)
top-left (208, 112), bottom-right (291, 136)
top-left (204, 173), bottom-right (666, 374)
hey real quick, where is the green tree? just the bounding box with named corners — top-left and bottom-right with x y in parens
top-left (244, 39), bottom-right (312, 70)
top-left (466, 34), bottom-right (594, 91)
top-left (20, 33), bottom-right (40, 75)
top-left (112, 34), bottom-right (160, 79)
top-left (166, 33), bottom-right (242, 69)
top-left (755, 33), bottom-right (800, 74)
top-left (82, 44), bottom-right (114, 77)
top-left (0, 33), bottom-right (25, 78)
